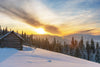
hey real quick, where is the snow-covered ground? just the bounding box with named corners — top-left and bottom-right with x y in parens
top-left (0, 46), bottom-right (100, 67)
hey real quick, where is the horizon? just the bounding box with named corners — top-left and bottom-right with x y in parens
top-left (1, 26), bottom-right (100, 38)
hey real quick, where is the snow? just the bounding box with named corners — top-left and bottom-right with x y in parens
top-left (0, 46), bottom-right (100, 67)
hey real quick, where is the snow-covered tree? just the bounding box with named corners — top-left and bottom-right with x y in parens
top-left (90, 39), bottom-right (95, 53)
top-left (78, 36), bottom-right (87, 59)
top-left (74, 47), bottom-right (82, 58)
top-left (95, 42), bottom-right (100, 63)
top-left (86, 41), bottom-right (91, 60)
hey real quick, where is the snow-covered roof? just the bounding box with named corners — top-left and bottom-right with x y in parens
top-left (0, 31), bottom-right (24, 41)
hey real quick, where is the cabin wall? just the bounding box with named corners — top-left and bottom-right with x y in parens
top-left (0, 33), bottom-right (23, 50)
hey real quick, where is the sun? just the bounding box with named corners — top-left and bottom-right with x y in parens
top-left (35, 28), bottom-right (46, 34)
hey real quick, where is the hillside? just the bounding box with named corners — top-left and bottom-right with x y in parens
top-left (0, 46), bottom-right (100, 67)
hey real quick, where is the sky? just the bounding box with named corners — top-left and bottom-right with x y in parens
top-left (0, 0), bottom-right (100, 36)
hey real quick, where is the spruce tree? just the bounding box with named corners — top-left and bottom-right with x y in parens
top-left (96, 42), bottom-right (99, 49)
top-left (78, 36), bottom-right (86, 59)
top-left (0, 25), bottom-right (2, 35)
top-left (2, 28), bottom-right (5, 35)
top-left (95, 42), bottom-right (100, 63)
top-left (52, 37), bottom-right (57, 51)
top-left (55, 40), bottom-right (61, 52)
top-left (74, 40), bottom-right (78, 48)
top-left (62, 42), bottom-right (70, 54)
top-left (79, 36), bottom-right (84, 48)
top-left (70, 37), bottom-right (76, 56)
top-left (91, 38), bottom-right (95, 53)
top-left (74, 47), bottom-right (82, 58)
top-left (5, 27), bottom-right (8, 34)
top-left (71, 37), bottom-right (75, 48)
top-left (86, 41), bottom-right (91, 60)
top-left (44, 38), bottom-right (49, 50)
top-left (95, 49), bottom-right (100, 63)
top-left (21, 31), bottom-right (24, 37)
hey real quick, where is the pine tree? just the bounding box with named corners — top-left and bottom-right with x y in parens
top-left (96, 42), bottom-right (99, 49)
top-left (0, 25), bottom-right (2, 35)
top-left (62, 42), bottom-right (69, 54)
top-left (53, 38), bottom-right (56, 45)
top-left (21, 31), bottom-right (24, 37)
top-left (54, 40), bottom-right (61, 52)
top-left (95, 49), bottom-right (100, 63)
top-left (52, 37), bottom-right (57, 51)
top-left (69, 47), bottom-right (74, 56)
top-left (70, 37), bottom-right (76, 56)
top-left (29, 35), bottom-right (33, 45)
top-left (70, 37), bottom-right (75, 48)
top-left (74, 47), bottom-right (82, 58)
top-left (79, 36), bottom-right (84, 48)
top-left (91, 38), bottom-right (95, 53)
top-left (78, 36), bottom-right (86, 59)
top-left (95, 42), bottom-right (100, 63)
top-left (5, 27), bottom-right (8, 34)
top-left (2, 28), bottom-right (5, 35)
top-left (74, 40), bottom-right (78, 48)
top-left (86, 41), bottom-right (91, 60)
top-left (44, 38), bottom-right (49, 50)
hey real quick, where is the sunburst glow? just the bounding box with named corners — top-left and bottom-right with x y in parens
top-left (35, 28), bottom-right (46, 34)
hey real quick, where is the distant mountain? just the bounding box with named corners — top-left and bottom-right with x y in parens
top-left (64, 34), bottom-right (100, 45)
top-left (32, 34), bottom-right (100, 45)
top-left (32, 34), bottom-right (66, 44)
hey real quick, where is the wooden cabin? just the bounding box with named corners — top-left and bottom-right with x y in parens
top-left (0, 31), bottom-right (24, 50)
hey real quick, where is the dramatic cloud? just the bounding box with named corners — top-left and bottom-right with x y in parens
top-left (78, 29), bottom-right (95, 34)
top-left (0, 0), bottom-right (61, 34)
top-left (44, 25), bottom-right (60, 34)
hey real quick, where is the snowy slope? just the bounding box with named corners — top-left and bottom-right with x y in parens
top-left (0, 46), bottom-right (100, 67)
